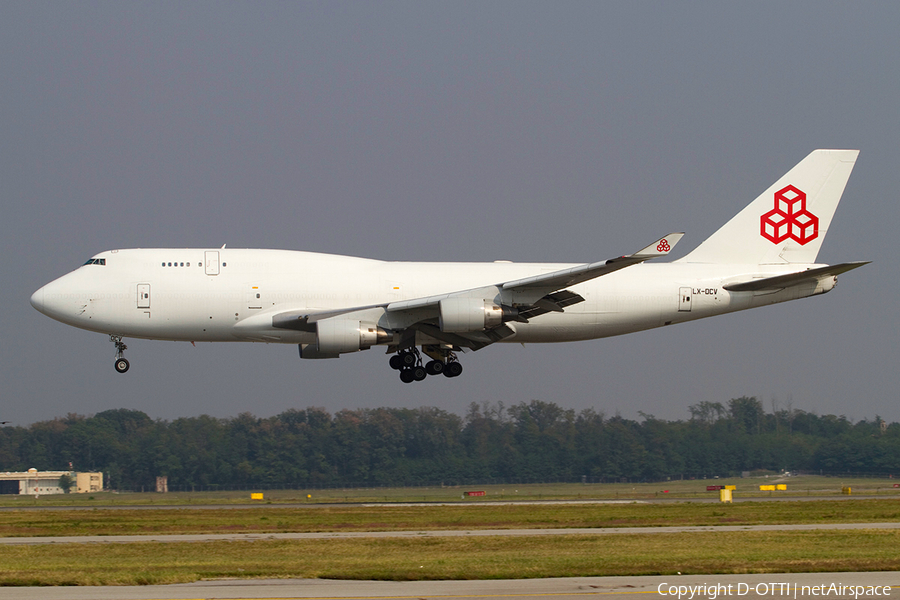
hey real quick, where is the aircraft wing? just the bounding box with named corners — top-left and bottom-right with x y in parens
top-left (723, 261), bottom-right (869, 292)
top-left (386, 232), bottom-right (684, 312)
top-left (272, 233), bottom-right (683, 350)
top-left (501, 233), bottom-right (685, 292)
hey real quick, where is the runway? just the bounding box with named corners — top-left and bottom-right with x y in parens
top-left (2, 521), bottom-right (900, 545)
top-left (1, 572), bottom-right (897, 600)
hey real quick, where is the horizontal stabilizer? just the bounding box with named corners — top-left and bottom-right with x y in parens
top-left (723, 261), bottom-right (869, 292)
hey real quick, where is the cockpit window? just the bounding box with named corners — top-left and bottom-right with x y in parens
top-left (82, 258), bottom-right (106, 266)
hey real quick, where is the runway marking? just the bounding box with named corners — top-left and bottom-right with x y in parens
top-left (360, 501), bottom-right (649, 507)
top-left (121, 588), bottom-right (900, 600)
top-left (136, 593), bottom-right (649, 600)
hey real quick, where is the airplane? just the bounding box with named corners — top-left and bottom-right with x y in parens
top-left (31, 149), bottom-right (868, 383)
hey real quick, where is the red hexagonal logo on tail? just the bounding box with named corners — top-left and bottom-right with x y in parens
top-left (760, 185), bottom-right (818, 245)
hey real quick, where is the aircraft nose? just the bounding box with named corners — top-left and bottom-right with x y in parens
top-left (30, 277), bottom-right (80, 322)
top-left (30, 286), bottom-right (45, 314)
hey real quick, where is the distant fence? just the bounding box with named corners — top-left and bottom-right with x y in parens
top-left (112, 474), bottom-right (730, 493)
top-left (111, 470), bottom-right (900, 493)
top-left (115, 479), bottom-right (594, 493)
top-left (794, 470), bottom-right (900, 480)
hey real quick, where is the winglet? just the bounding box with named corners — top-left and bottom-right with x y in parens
top-left (633, 233), bottom-right (685, 258)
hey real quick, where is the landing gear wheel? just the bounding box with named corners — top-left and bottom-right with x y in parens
top-left (400, 352), bottom-right (417, 367)
top-left (443, 362), bottom-right (463, 378)
top-left (389, 355), bottom-right (404, 370)
top-left (412, 366), bottom-right (427, 381)
top-left (399, 369), bottom-right (415, 383)
top-left (425, 360), bottom-right (444, 376)
top-left (110, 335), bottom-right (130, 374)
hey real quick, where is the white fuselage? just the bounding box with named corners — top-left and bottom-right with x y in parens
top-left (30, 248), bottom-right (834, 347)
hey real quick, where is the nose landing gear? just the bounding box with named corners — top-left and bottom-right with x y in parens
top-left (111, 335), bottom-right (129, 373)
top-left (389, 346), bottom-right (463, 382)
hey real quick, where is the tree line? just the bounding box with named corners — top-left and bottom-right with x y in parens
top-left (0, 397), bottom-right (896, 491)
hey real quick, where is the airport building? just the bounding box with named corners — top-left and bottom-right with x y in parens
top-left (0, 468), bottom-right (103, 495)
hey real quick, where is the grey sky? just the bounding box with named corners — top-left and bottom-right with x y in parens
top-left (2, 2), bottom-right (896, 426)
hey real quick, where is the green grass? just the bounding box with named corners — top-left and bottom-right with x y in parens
top-left (3, 480), bottom-right (899, 585)
top-left (2, 530), bottom-right (900, 586)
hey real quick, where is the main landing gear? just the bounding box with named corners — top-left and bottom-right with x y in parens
top-left (110, 335), bottom-right (129, 373)
top-left (389, 347), bottom-right (463, 383)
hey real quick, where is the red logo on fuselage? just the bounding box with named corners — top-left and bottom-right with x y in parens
top-left (760, 185), bottom-right (818, 245)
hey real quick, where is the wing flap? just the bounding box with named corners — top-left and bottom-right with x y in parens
top-left (517, 290), bottom-right (585, 320)
top-left (411, 322), bottom-right (517, 351)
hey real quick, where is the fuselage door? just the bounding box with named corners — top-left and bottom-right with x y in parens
top-left (678, 287), bottom-right (692, 312)
top-left (137, 284), bottom-right (150, 309)
top-left (247, 286), bottom-right (262, 310)
top-left (205, 251), bottom-right (220, 276)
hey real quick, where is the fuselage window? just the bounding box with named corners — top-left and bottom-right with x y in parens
top-left (161, 262), bottom-right (165, 267)
top-left (180, 262), bottom-right (184, 267)
top-left (186, 262), bottom-right (190, 267)
top-left (223, 262), bottom-right (227, 267)
top-left (168, 262), bottom-right (172, 267)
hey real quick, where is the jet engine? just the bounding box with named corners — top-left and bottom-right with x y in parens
top-left (315, 319), bottom-right (392, 354)
top-left (439, 297), bottom-right (517, 332)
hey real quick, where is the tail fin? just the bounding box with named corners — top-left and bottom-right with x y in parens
top-left (678, 149), bottom-right (859, 264)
